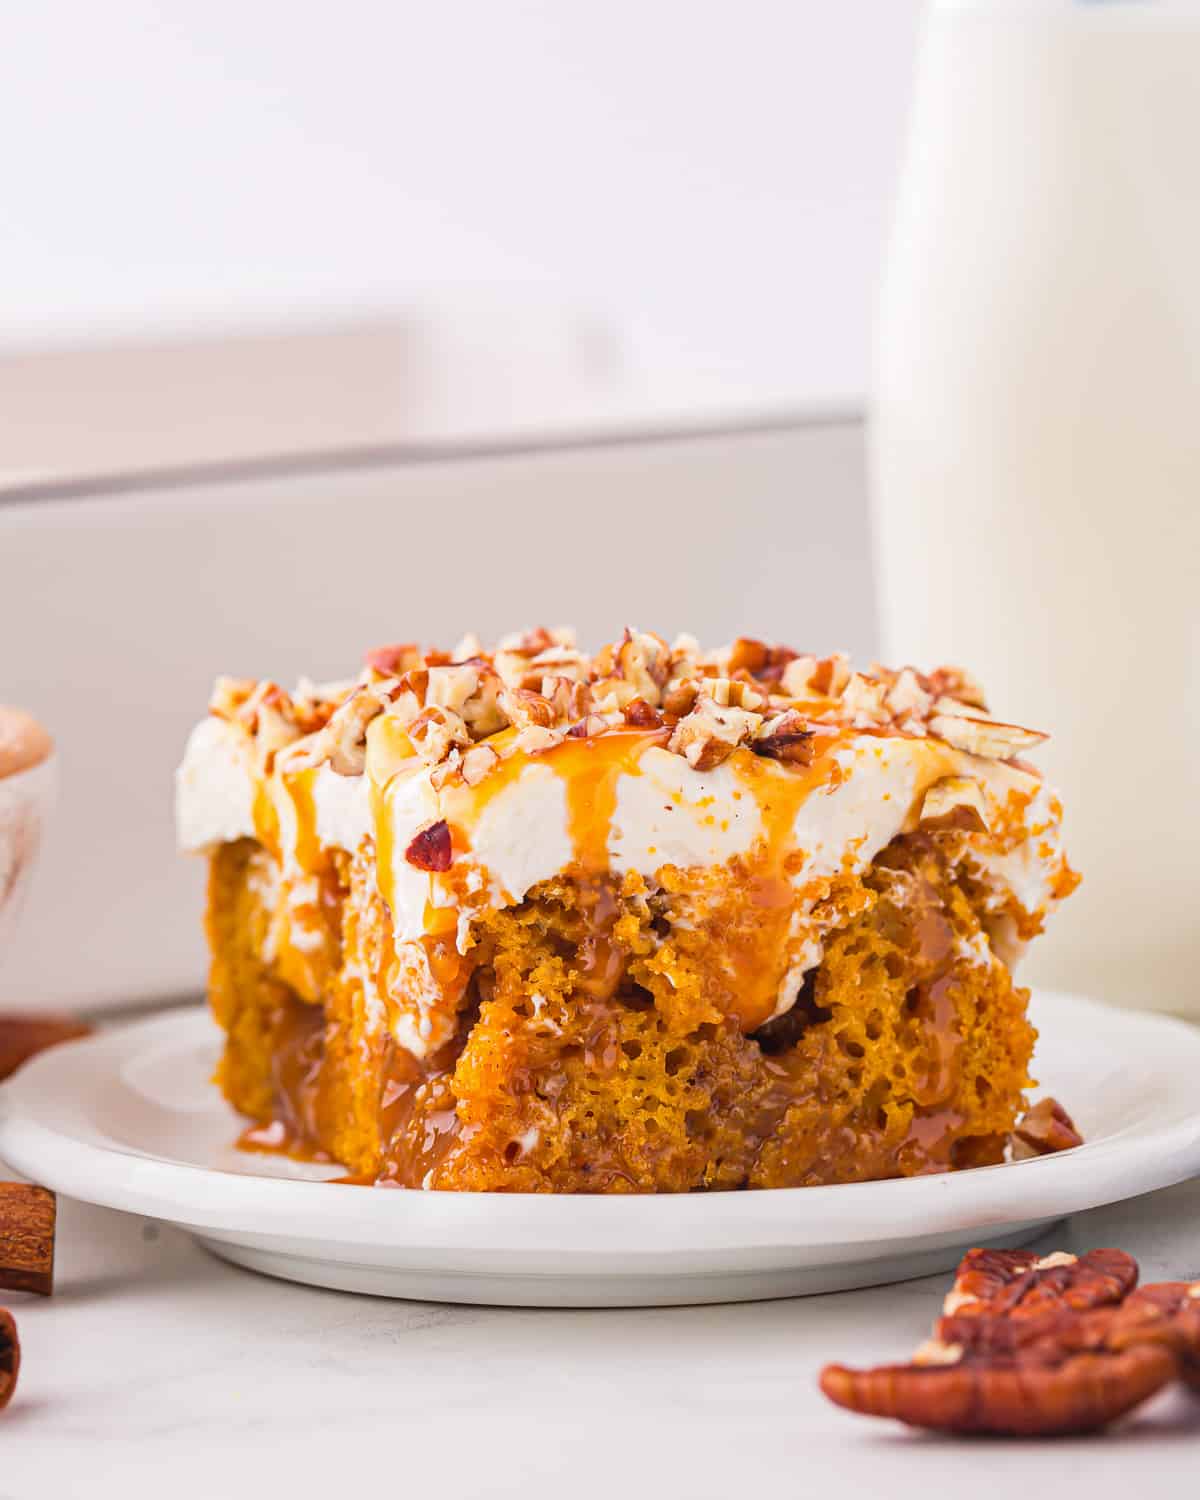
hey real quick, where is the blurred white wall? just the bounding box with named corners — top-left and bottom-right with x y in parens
top-left (1, 1), bottom-right (922, 405)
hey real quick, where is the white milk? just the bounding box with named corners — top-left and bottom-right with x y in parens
top-left (872, 0), bottom-right (1200, 1015)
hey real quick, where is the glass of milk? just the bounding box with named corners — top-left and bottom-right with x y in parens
top-left (871, 0), bottom-right (1200, 1016)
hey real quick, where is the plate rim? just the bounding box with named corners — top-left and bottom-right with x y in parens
top-left (2, 990), bottom-right (1199, 1256)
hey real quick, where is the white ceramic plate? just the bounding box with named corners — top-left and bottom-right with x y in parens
top-left (2, 991), bottom-right (1198, 1307)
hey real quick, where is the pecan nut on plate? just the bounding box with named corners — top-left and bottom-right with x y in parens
top-left (820, 1248), bottom-right (1200, 1436)
top-left (1011, 1097), bottom-right (1085, 1160)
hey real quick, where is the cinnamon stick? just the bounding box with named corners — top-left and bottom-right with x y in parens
top-left (0, 1184), bottom-right (55, 1296)
top-left (0, 1308), bottom-right (18, 1410)
top-left (0, 1014), bottom-right (91, 1082)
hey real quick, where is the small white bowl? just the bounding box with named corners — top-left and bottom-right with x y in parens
top-left (0, 711), bottom-right (57, 959)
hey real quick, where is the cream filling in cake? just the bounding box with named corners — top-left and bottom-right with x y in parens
top-left (176, 710), bottom-right (1070, 1054)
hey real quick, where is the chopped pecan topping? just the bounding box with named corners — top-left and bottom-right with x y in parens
top-left (661, 680), bottom-right (699, 718)
top-left (364, 642), bottom-right (424, 677)
top-left (530, 646), bottom-right (590, 683)
top-left (407, 706), bottom-right (471, 765)
top-left (838, 673), bottom-right (890, 726)
top-left (928, 664), bottom-right (989, 711)
top-left (424, 664), bottom-right (480, 714)
top-left (779, 654), bottom-right (819, 697)
top-left (668, 695), bottom-right (762, 771)
top-left (541, 675), bottom-right (591, 723)
top-left (404, 820), bottom-right (453, 873)
top-left (457, 666), bottom-right (507, 738)
top-left (753, 711), bottom-right (815, 765)
top-left (514, 725), bottom-right (565, 755)
top-left (919, 776), bottom-right (990, 834)
top-left (665, 632), bottom-right (701, 683)
top-left (460, 743), bottom-right (501, 788)
top-left (705, 677), bottom-right (766, 712)
top-left (306, 685), bottom-right (391, 775)
top-left (811, 653), bottom-right (851, 697)
top-left (205, 629), bottom-right (1053, 787)
top-left (568, 714), bottom-right (608, 739)
top-left (623, 698), bottom-right (664, 729)
top-left (499, 687), bottom-right (556, 731)
top-left (884, 666), bottom-right (934, 721)
top-left (819, 1245), bottom-right (1200, 1436)
top-left (233, 680), bottom-right (306, 764)
top-left (724, 637), bottom-right (771, 676)
top-left (451, 631), bottom-right (485, 662)
top-left (928, 712), bottom-right (1048, 760)
top-left (497, 625), bottom-right (573, 657)
top-left (208, 675), bottom-right (258, 722)
top-left (591, 629), bottom-right (667, 700)
top-left (1011, 1097), bottom-right (1084, 1159)
top-left (588, 677), bottom-right (641, 714)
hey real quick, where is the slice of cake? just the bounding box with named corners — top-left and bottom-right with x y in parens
top-left (175, 628), bottom-right (1078, 1192)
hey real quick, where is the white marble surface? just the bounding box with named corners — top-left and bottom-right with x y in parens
top-left (0, 1175), bottom-right (1197, 1497)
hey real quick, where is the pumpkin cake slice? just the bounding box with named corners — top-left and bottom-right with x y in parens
top-left (176, 628), bottom-right (1077, 1191)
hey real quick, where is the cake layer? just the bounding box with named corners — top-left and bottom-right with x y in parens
top-left (208, 829), bottom-right (1038, 1191)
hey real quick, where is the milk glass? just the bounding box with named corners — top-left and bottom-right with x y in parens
top-left (871, 0), bottom-right (1200, 1015)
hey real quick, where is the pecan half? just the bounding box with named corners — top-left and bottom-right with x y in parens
top-left (0, 1308), bottom-right (18, 1410)
top-left (1116, 1282), bottom-right (1200, 1390)
top-left (1012, 1097), bottom-right (1085, 1160)
top-left (404, 820), bottom-right (452, 873)
top-left (939, 1247), bottom-right (1135, 1322)
top-left (821, 1308), bottom-right (1178, 1436)
top-left (0, 1183), bottom-right (56, 1297)
top-left (819, 1246), bottom-right (1200, 1436)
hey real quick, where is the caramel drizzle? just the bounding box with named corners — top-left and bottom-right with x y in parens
top-left (265, 720), bottom-right (985, 1047)
top-left (283, 766), bottom-right (321, 873)
top-left (251, 778), bottom-right (281, 859)
top-left (555, 728), bottom-right (669, 875)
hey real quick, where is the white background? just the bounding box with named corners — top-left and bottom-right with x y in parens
top-left (1, 1), bottom-right (923, 403)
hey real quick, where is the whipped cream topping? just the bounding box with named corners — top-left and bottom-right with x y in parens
top-left (176, 708), bottom-right (1072, 1053)
top-left (176, 717), bottom-right (256, 852)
